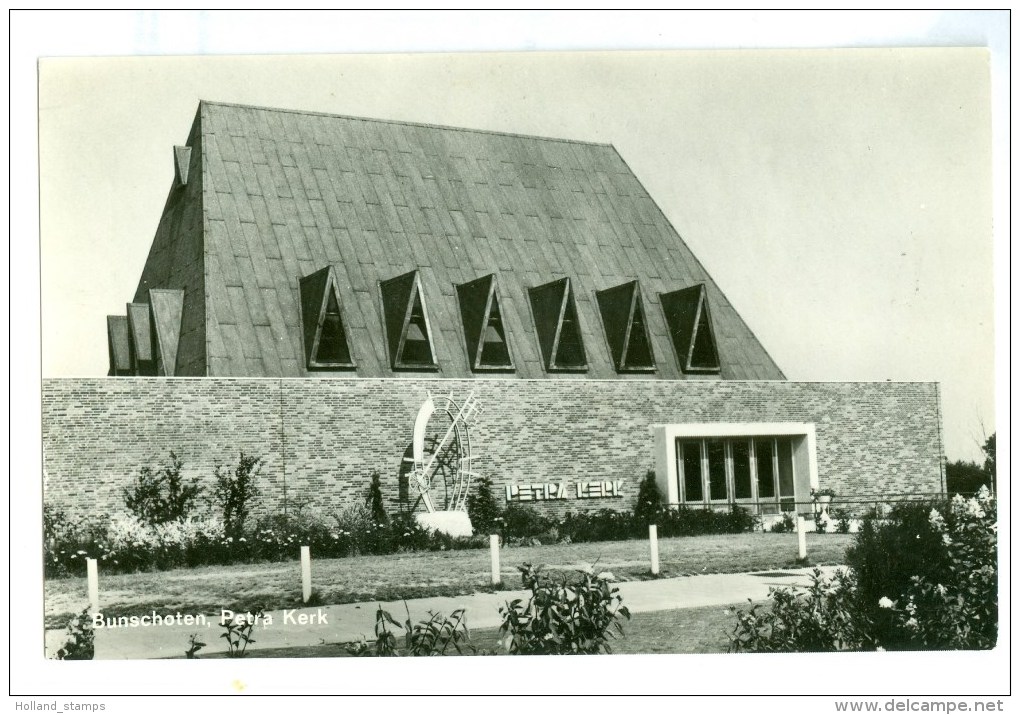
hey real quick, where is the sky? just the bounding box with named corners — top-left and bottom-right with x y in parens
top-left (12, 9), bottom-right (1011, 701)
top-left (38, 45), bottom-right (997, 462)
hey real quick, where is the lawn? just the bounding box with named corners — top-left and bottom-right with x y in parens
top-left (45, 532), bottom-right (850, 629)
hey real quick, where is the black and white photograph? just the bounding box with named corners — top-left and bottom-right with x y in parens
top-left (12, 9), bottom-right (1010, 705)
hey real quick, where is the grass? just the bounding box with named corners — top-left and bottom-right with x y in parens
top-left (45, 532), bottom-right (850, 629)
top-left (182, 603), bottom-right (740, 658)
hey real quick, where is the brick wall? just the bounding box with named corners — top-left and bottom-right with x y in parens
top-left (41, 378), bottom-right (943, 518)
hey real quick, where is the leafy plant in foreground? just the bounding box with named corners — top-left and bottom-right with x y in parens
top-left (55, 607), bottom-right (95, 660)
top-left (219, 608), bottom-right (264, 658)
top-left (404, 606), bottom-right (473, 656)
top-left (729, 568), bottom-right (866, 652)
top-left (365, 604), bottom-right (474, 656)
top-left (185, 633), bottom-right (205, 659)
top-left (373, 605), bottom-right (401, 656)
top-left (498, 563), bottom-right (630, 655)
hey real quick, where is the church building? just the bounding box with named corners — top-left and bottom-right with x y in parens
top-left (43, 101), bottom-right (944, 519)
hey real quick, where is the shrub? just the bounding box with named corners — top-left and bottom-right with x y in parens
top-left (945, 459), bottom-right (990, 496)
top-left (43, 508), bottom-right (113, 577)
top-left (814, 508), bottom-right (829, 533)
top-left (725, 505), bottom-right (758, 533)
top-left (214, 453), bottom-right (263, 540)
top-left (253, 511), bottom-right (334, 561)
top-left (501, 504), bottom-right (552, 541)
top-left (498, 563), bottom-right (630, 654)
top-left (658, 505), bottom-right (756, 537)
top-left (54, 607), bottom-right (95, 660)
top-left (832, 508), bottom-right (853, 534)
top-left (560, 509), bottom-right (637, 543)
top-left (731, 489), bottom-right (997, 652)
top-left (729, 568), bottom-right (865, 652)
top-left (769, 512), bottom-right (796, 534)
top-left (633, 470), bottom-right (662, 526)
top-left (467, 476), bottom-right (502, 535)
top-left (387, 511), bottom-right (430, 553)
top-left (875, 489), bottom-right (997, 650)
top-left (366, 473), bottom-right (389, 526)
top-left (123, 451), bottom-right (202, 527)
top-left (844, 499), bottom-right (951, 648)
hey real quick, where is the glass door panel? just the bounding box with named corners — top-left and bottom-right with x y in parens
top-left (732, 440), bottom-right (753, 500)
top-left (754, 439), bottom-right (778, 514)
top-left (680, 440), bottom-right (704, 503)
top-left (707, 439), bottom-right (728, 502)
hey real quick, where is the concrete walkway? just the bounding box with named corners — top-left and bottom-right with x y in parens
top-left (46, 566), bottom-right (841, 660)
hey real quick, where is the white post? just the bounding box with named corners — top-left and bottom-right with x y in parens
top-left (796, 516), bottom-right (808, 562)
top-left (86, 558), bottom-right (99, 613)
top-left (300, 546), bottom-right (312, 603)
top-left (489, 534), bottom-right (501, 585)
top-left (648, 524), bottom-right (660, 576)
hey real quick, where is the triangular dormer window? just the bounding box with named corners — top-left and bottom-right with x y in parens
top-left (660, 283), bottom-right (721, 374)
top-left (299, 266), bottom-right (355, 370)
top-left (127, 302), bottom-right (156, 376)
top-left (107, 315), bottom-right (133, 376)
top-left (148, 289), bottom-right (185, 376)
top-left (596, 280), bottom-right (656, 372)
top-left (380, 270), bottom-right (438, 370)
top-left (528, 277), bottom-right (587, 372)
top-left (456, 274), bottom-right (515, 372)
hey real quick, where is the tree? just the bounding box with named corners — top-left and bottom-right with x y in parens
top-left (467, 476), bottom-right (502, 535)
top-left (634, 470), bottom-right (663, 525)
top-left (123, 451), bottom-right (202, 526)
top-left (982, 433), bottom-right (996, 491)
top-left (366, 472), bottom-right (389, 525)
top-left (945, 459), bottom-right (989, 496)
top-left (214, 453), bottom-right (263, 540)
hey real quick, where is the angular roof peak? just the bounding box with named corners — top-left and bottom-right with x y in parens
top-left (132, 101), bottom-right (784, 380)
top-left (197, 99), bottom-right (615, 149)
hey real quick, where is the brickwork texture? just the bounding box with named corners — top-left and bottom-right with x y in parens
top-left (42, 378), bottom-right (943, 518)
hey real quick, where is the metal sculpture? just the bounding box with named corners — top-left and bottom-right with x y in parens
top-left (409, 391), bottom-right (480, 512)
top-left (406, 391), bottom-right (480, 536)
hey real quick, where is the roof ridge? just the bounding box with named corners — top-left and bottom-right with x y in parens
top-left (198, 99), bottom-right (615, 149)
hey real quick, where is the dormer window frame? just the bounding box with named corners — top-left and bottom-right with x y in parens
top-left (528, 276), bottom-right (589, 373)
top-left (299, 266), bottom-right (357, 371)
top-left (595, 280), bottom-right (657, 374)
top-left (660, 283), bottom-right (722, 375)
top-left (380, 270), bottom-right (440, 372)
top-left (455, 274), bottom-right (516, 373)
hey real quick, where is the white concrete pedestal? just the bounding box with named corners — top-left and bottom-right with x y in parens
top-left (415, 510), bottom-right (474, 538)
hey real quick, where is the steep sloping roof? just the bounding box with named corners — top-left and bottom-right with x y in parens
top-left (133, 114), bottom-right (207, 376)
top-left (192, 100), bottom-right (783, 379)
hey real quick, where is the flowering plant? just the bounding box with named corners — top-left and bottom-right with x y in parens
top-left (732, 488), bottom-right (997, 652)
